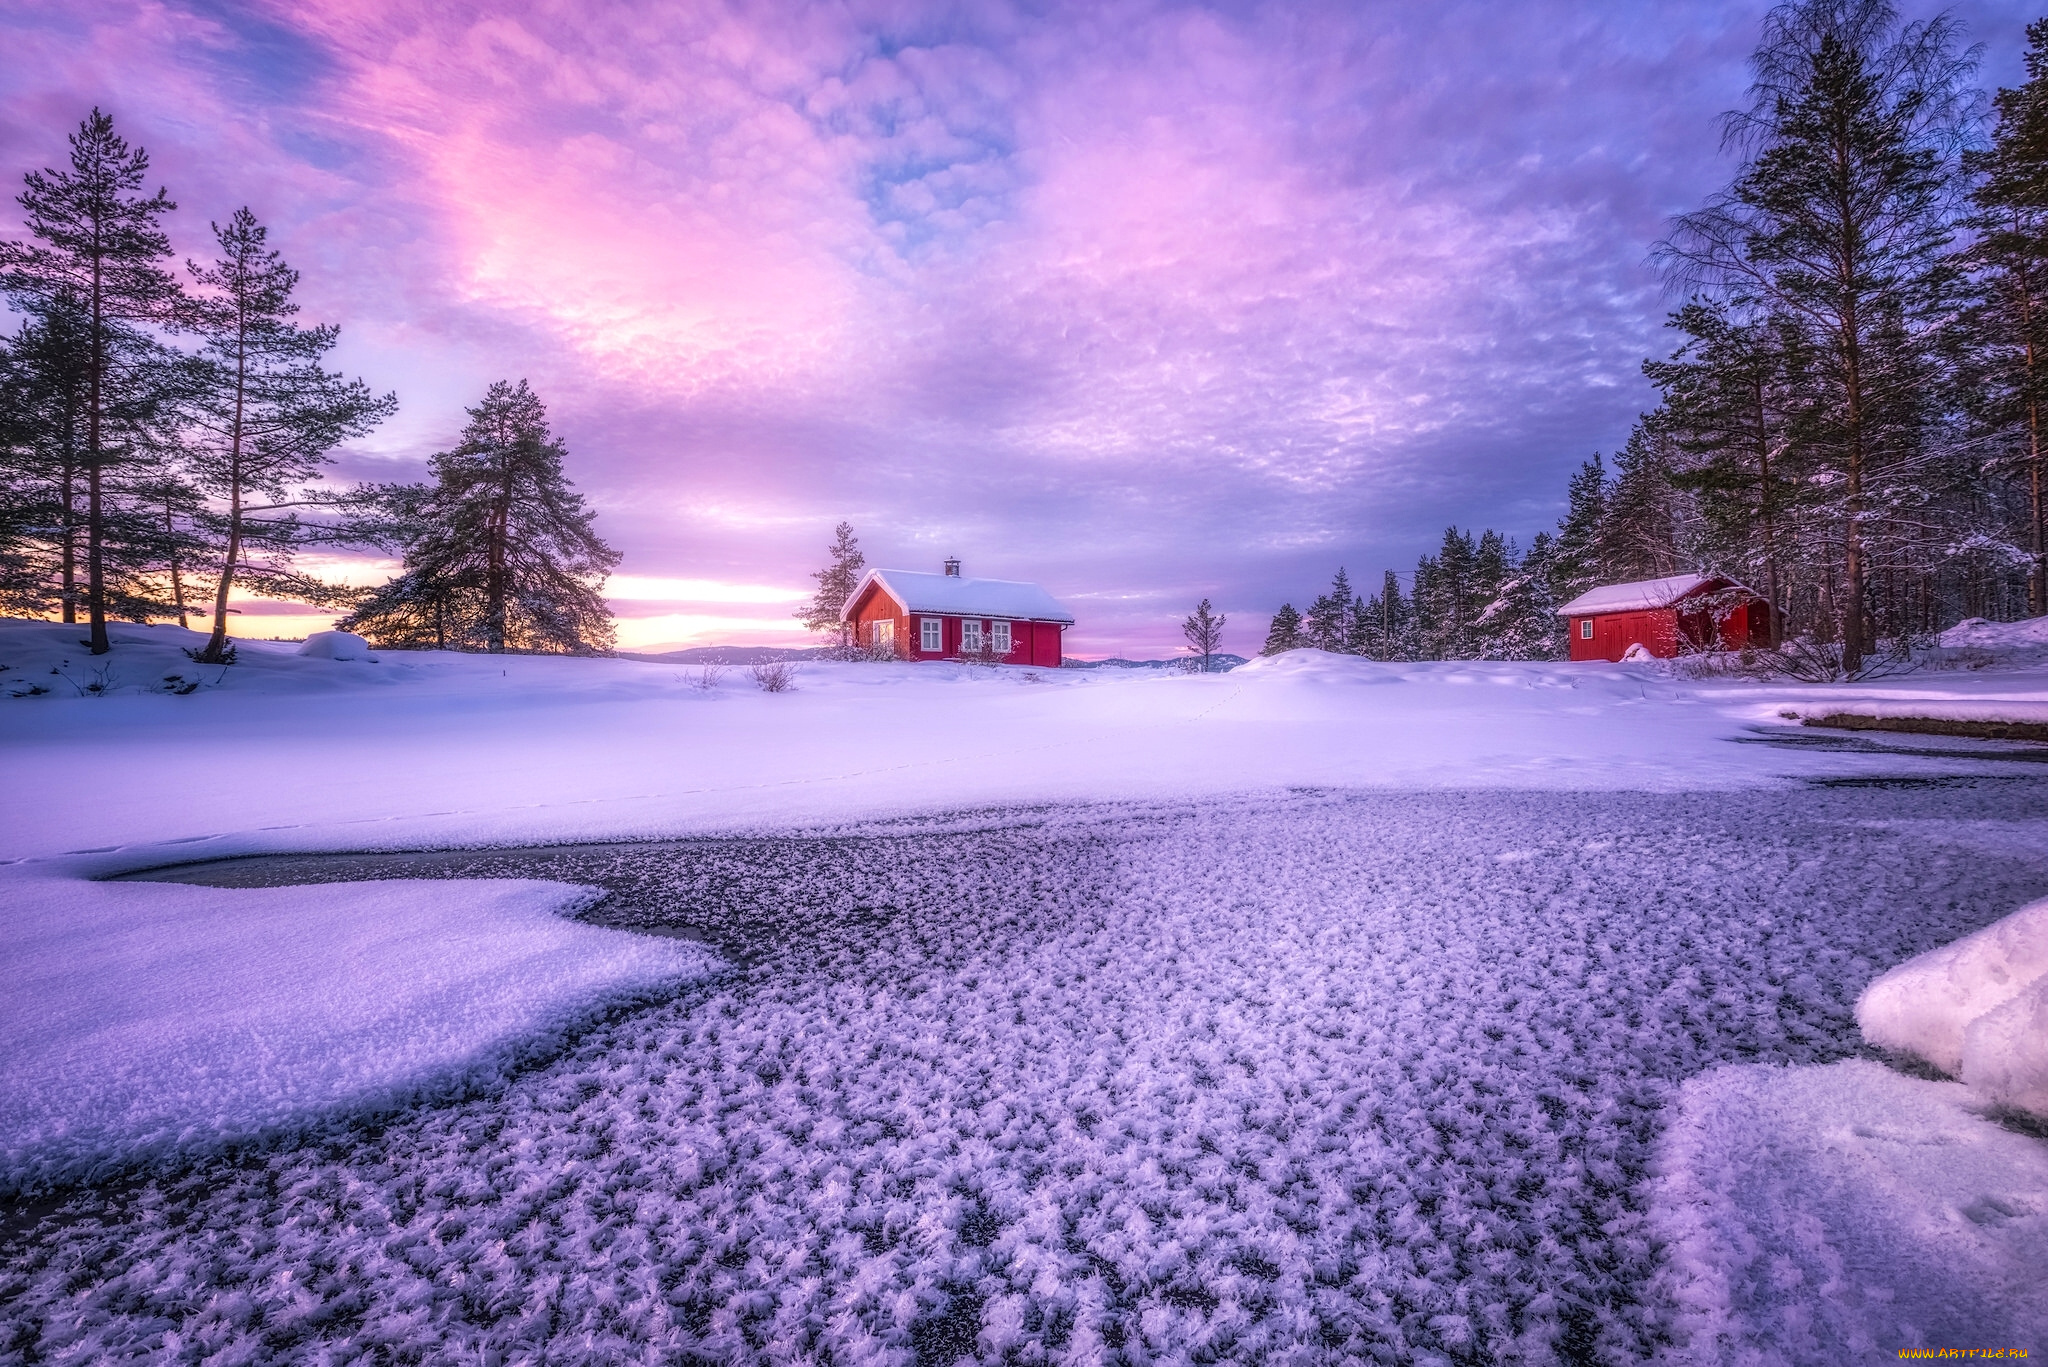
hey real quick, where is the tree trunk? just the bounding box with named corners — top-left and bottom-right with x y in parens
top-left (201, 324), bottom-right (250, 664)
top-left (166, 496), bottom-right (187, 628)
top-left (85, 242), bottom-right (109, 655)
top-left (59, 430), bottom-right (77, 625)
top-left (1753, 374), bottom-right (1783, 648)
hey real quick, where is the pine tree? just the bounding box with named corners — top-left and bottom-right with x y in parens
top-left (0, 109), bottom-right (184, 654)
top-left (1660, 0), bottom-right (1975, 671)
top-left (185, 208), bottom-right (396, 663)
top-left (1181, 598), bottom-right (1226, 671)
top-left (1647, 303), bottom-right (1810, 643)
top-left (1597, 425), bottom-right (1683, 583)
top-left (1373, 570), bottom-right (1413, 660)
top-left (1305, 567), bottom-right (1353, 652)
top-left (1261, 602), bottom-right (1304, 654)
top-left (797, 521), bottom-right (866, 649)
top-left (1549, 455), bottom-right (1609, 606)
top-left (344, 381), bottom-right (618, 654)
top-left (1963, 18), bottom-right (2048, 618)
top-left (1414, 528), bottom-right (1478, 658)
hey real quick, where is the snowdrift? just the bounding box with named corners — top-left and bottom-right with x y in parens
top-left (0, 871), bottom-right (722, 1193)
top-left (1652, 1060), bottom-right (2048, 1362)
top-left (1858, 896), bottom-right (2048, 1118)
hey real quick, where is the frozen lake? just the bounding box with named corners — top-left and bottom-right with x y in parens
top-left (7, 778), bottom-right (2046, 1363)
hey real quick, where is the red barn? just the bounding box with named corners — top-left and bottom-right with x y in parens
top-left (841, 559), bottom-right (1073, 666)
top-left (1558, 574), bottom-right (1772, 662)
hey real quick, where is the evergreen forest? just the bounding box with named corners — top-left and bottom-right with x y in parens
top-left (1268, 5), bottom-right (2048, 670)
top-left (0, 111), bottom-right (617, 657)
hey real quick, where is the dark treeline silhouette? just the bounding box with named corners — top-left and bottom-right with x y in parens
top-left (1269, 1), bottom-right (2048, 670)
top-left (0, 110), bottom-right (616, 656)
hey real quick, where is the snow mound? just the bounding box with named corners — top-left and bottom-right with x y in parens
top-left (1651, 1060), bottom-right (2048, 1363)
top-left (1858, 896), bottom-right (2048, 1116)
top-left (297, 629), bottom-right (376, 661)
top-left (1939, 616), bottom-right (2048, 651)
top-left (1621, 642), bottom-right (1655, 662)
top-left (0, 873), bottom-right (722, 1193)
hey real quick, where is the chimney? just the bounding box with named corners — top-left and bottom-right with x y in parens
top-left (944, 557), bottom-right (961, 577)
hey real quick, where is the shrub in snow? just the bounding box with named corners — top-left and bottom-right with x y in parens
top-left (750, 659), bottom-right (796, 691)
top-left (1857, 896), bottom-right (2048, 1100)
top-left (1620, 642), bottom-right (1655, 662)
top-left (297, 629), bottom-right (376, 661)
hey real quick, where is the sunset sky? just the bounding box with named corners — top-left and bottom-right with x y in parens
top-left (1, 0), bottom-right (2036, 654)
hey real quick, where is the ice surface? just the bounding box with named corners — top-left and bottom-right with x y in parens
top-left (295, 629), bottom-right (375, 660)
top-left (0, 873), bottom-right (721, 1192)
top-left (1651, 1060), bottom-right (2048, 1364)
top-left (4, 788), bottom-right (2045, 1363)
top-left (1857, 897), bottom-right (2048, 1078)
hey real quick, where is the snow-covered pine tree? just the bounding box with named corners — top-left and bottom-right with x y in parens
top-left (1305, 568), bottom-right (1353, 652)
top-left (1377, 570), bottom-right (1414, 660)
top-left (797, 522), bottom-right (866, 651)
top-left (1414, 528), bottom-right (1478, 658)
top-left (1548, 455), bottom-right (1608, 607)
top-left (1659, 0), bottom-right (1974, 671)
top-left (1596, 425), bottom-right (1682, 584)
top-left (344, 381), bottom-right (618, 654)
top-left (1647, 302), bottom-right (1809, 644)
top-left (1962, 19), bottom-right (2048, 619)
top-left (1261, 602), bottom-right (1304, 654)
top-left (185, 208), bottom-right (396, 664)
top-left (0, 110), bottom-right (185, 653)
top-left (1181, 598), bottom-right (1226, 671)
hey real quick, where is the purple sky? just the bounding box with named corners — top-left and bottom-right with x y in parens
top-left (1, 0), bottom-right (2037, 654)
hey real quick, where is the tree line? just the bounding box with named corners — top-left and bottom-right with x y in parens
top-left (0, 110), bottom-right (617, 658)
top-left (1268, 1), bottom-right (2048, 670)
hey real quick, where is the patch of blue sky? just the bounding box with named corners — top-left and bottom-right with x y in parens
top-left (174, 0), bottom-right (337, 111)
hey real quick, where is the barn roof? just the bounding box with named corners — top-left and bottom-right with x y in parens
top-left (1556, 573), bottom-right (1755, 617)
top-left (844, 569), bottom-right (1075, 624)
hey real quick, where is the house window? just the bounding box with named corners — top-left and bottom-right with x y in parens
top-left (870, 619), bottom-right (894, 651)
top-left (920, 617), bottom-right (942, 652)
top-left (1580, 619), bottom-right (1594, 640)
top-left (961, 620), bottom-right (984, 653)
top-left (992, 621), bottom-right (1012, 654)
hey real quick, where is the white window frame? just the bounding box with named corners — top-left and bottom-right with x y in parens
top-left (961, 619), bottom-right (984, 654)
top-left (1580, 619), bottom-right (1593, 640)
top-left (920, 617), bottom-right (942, 653)
top-left (870, 619), bottom-right (894, 651)
top-left (992, 620), bottom-right (1012, 655)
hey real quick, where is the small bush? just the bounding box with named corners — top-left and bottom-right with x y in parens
top-left (750, 660), bottom-right (797, 692)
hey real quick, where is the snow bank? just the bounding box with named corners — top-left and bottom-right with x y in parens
top-left (0, 618), bottom-right (401, 698)
top-left (1652, 1060), bottom-right (2048, 1363)
top-left (1858, 897), bottom-right (2048, 1117)
top-left (296, 628), bottom-right (375, 661)
top-left (1940, 615), bottom-right (2048, 652)
top-left (0, 871), bottom-right (722, 1193)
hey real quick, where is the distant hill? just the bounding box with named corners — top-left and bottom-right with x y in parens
top-left (621, 645), bottom-right (830, 664)
top-left (621, 646), bottom-right (1249, 671)
top-left (1066, 654), bottom-right (1248, 673)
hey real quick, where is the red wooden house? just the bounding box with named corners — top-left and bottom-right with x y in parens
top-left (1558, 574), bottom-right (1772, 662)
top-left (841, 559), bottom-right (1073, 666)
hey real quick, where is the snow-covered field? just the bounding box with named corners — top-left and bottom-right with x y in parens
top-left (4, 617), bottom-right (2048, 1363)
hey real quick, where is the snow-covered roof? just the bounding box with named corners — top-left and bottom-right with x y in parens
top-left (845, 568), bottom-right (1075, 624)
top-left (1556, 573), bottom-right (1746, 617)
